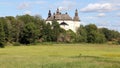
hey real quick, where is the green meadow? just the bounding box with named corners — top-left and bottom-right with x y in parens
top-left (0, 44), bottom-right (120, 68)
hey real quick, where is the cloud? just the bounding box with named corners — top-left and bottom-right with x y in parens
top-left (80, 3), bottom-right (114, 12)
top-left (58, 6), bottom-right (68, 11)
top-left (97, 13), bottom-right (106, 17)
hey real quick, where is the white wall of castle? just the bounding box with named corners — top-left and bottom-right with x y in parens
top-left (46, 21), bottom-right (80, 32)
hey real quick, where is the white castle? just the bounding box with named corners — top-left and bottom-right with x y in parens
top-left (46, 9), bottom-right (80, 32)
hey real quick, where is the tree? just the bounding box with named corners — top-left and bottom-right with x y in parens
top-left (33, 15), bottom-right (43, 39)
top-left (16, 14), bottom-right (35, 24)
top-left (51, 20), bottom-right (62, 41)
top-left (0, 17), bottom-right (10, 42)
top-left (0, 19), bottom-right (5, 48)
top-left (4, 18), bottom-right (12, 42)
top-left (76, 25), bottom-right (87, 42)
top-left (66, 30), bottom-right (76, 43)
top-left (20, 22), bottom-right (39, 44)
top-left (14, 20), bottom-right (24, 42)
top-left (5, 16), bottom-right (18, 42)
top-left (94, 32), bottom-right (106, 43)
top-left (85, 24), bottom-right (106, 43)
top-left (100, 28), bottom-right (120, 41)
top-left (85, 24), bottom-right (97, 43)
top-left (41, 23), bottom-right (53, 42)
top-left (85, 24), bottom-right (97, 33)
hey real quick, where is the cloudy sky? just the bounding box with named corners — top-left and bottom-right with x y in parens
top-left (0, 0), bottom-right (120, 32)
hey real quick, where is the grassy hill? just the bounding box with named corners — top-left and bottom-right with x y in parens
top-left (0, 44), bottom-right (120, 68)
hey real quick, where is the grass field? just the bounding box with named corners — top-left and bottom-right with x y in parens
top-left (0, 43), bottom-right (120, 68)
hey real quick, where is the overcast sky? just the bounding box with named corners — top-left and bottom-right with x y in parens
top-left (0, 0), bottom-right (120, 32)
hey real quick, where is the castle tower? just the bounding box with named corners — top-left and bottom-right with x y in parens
top-left (73, 9), bottom-right (80, 21)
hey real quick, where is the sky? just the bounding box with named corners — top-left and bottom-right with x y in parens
top-left (0, 0), bottom-right (120, 32)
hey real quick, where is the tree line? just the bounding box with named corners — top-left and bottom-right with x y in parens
top-left (0, 14), bottom-right (120, 48)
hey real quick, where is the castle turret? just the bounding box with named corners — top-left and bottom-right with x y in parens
top-left (75, 9), bottom-right (78, 16)
top-left (73, 9), bottom-right (80, 21)
top-left (56, 8), bottom-right (60, 14)
top-left (48, 10), bottom-right (51, 18)
top-left (65, 12), bottom-right (68, 14)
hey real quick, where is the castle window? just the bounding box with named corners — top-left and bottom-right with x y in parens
top-left (60, 22), bottom-right (68, 26)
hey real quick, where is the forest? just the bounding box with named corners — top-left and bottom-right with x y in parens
top-left (0, 14), bottom-right (120, 48)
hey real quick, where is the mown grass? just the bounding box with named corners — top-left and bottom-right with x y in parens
top-left (0, 44), bottom-right (120, 68)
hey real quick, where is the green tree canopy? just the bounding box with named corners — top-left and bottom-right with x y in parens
top-left (20, 22), bottom-right (39, 44)
top-left (0, 18), bottom-right (5, 48)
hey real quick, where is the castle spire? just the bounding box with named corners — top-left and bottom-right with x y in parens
top-left (65, 12), bottom-right (68, 14)
top-left (48, 10), bottom-right (51, 18)
top-left (75, 9), bottom-right (78, 16)
top-left (56, 8), bottom-right (60, 14)
top-left (73, 9), bottom-right (80, 21)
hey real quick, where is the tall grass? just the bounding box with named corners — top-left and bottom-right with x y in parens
top-left (0, 44), bottom-right (120, 68)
